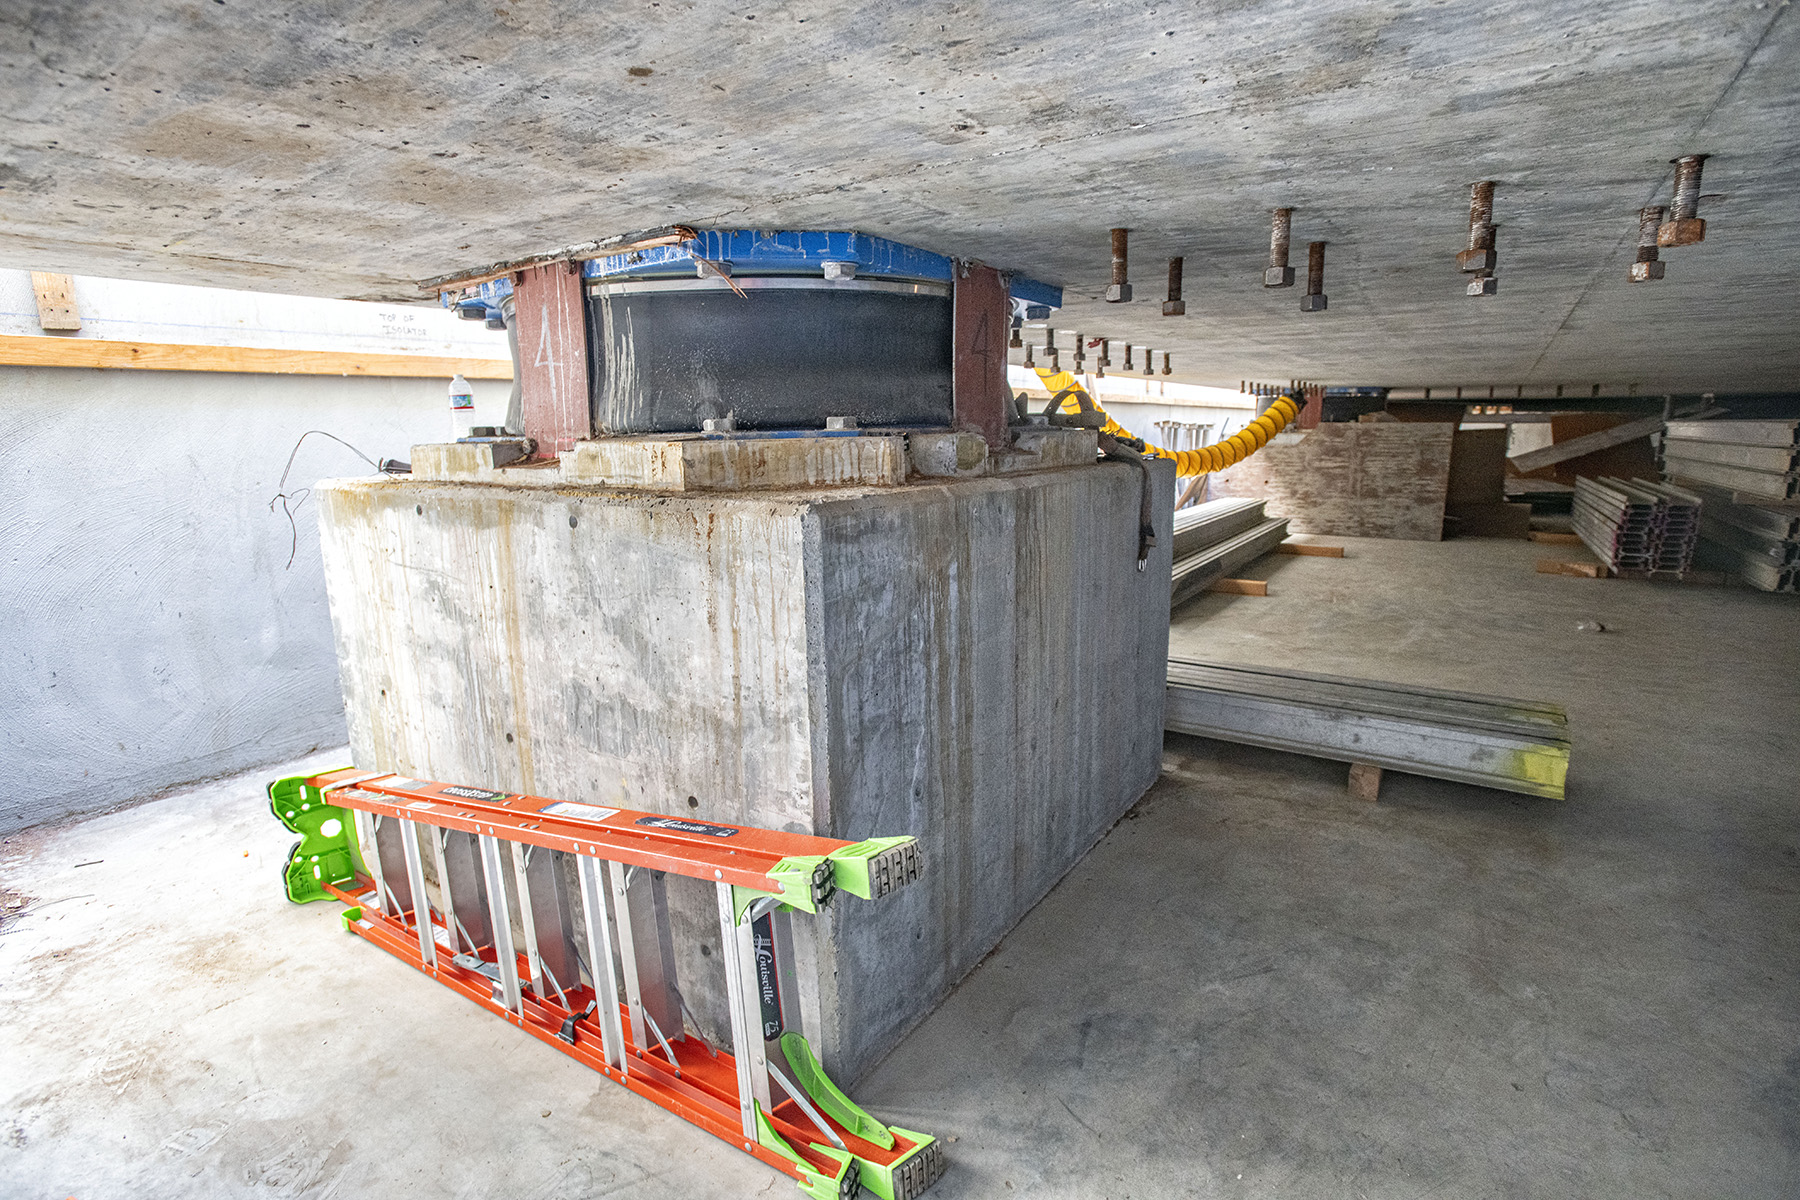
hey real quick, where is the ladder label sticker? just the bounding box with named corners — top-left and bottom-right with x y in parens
top-left (441, 785), bottom-right (509, 801)
top-left (634, 816), bottom-right (739, 838)
top-left (538, 801), bottom-right (622, 823)
top-left (752, 913), bottom-right (783, 1041)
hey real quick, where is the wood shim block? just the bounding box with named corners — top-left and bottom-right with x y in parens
top-left (1536, 558), bottom-right (1605, 578)
top-left (1210, 578), bottom-right (1268, 595)
top-left (1273, 542), bottom-right (1345, 557)
top-left (30, 272), bottom-right (80, 331)
top-left (1528, 531), bottom-right (1585, 545)
top-left (1348, 761), bottom-right (1383, 802)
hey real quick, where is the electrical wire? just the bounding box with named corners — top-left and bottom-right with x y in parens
top-left (268, 430), bottom-right (385, 570)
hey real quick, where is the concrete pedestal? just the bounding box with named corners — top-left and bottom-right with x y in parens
top-left (316, 457), bottom-right (1173, 1081)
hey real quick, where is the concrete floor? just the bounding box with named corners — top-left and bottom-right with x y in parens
top-left (4, 535), bottom-right (1797, 1198)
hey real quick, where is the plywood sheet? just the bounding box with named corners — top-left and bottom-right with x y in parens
top-left (1210, 423), bottom-right (1454, 541)
top-left (1448, 428), bottom-right (1508, 504)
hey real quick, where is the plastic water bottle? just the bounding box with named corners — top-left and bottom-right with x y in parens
top-left (448, 373), bottom-right (475, 440)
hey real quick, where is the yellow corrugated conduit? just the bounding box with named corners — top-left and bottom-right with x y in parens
top-left (1033, 366), bottom-right (1299, 474)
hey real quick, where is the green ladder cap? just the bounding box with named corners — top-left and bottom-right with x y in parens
top-left (854, 1126), bottom-right (945, 1200)
top-left (826, 836), bottom-right (922, 901)
top-left (765, 854), bottom-right (835, 913)
top-left (778, 1031), bottom-right (894, 1150)
top-left (268, 773), bottom-right (363, 905)
top-left (755, 1105), bottom-right (858, 1200)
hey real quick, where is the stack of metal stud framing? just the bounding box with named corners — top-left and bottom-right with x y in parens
top-left (1571, 476), bottom-right (1701, 579)
top-left (1165, 658), bottom-right (1571, 799)
top-left (1664, 419), bottom-right (1800, 502)
top-left (1662, 420), bottom-right (1798, 592)
top-left (1170, 498), bottom-right (1289, 609)
top-left (1685, 482), bottom-right (1800, 593)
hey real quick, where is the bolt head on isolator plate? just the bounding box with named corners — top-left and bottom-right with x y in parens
top-left (1105, 282), bottom-right (1133, 303)
top-left (1264, 266), bottom-right (1295, 288)
top-left (1162, 299), bottom-right (1186, 316)
top-left (1629, 260), bottom-right (1666, 283)
top-left (1466, 276), bottom-right (1499, 297)
top-left (1300, 294), bottom-right (1328, 312)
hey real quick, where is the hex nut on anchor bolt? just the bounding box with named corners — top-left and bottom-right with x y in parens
top-left (1658, 155), bottom-right (1709, 248)
top-left (1163, 257), bottom-right (1186, 316)
top-left (1265, 208), bottom-right (1296, 287)
top-left (1631, 206), bottom-right (1667, 283)
top-left (1458, 181), bottom-right (1498, 275)
top-left (1301, 241), bottom-right (1328, 313)
top-left (1106, 228), bottom-right (1133, 302)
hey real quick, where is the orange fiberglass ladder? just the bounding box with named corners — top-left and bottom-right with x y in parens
top-left (270, 768), bottom-right (942, 1200)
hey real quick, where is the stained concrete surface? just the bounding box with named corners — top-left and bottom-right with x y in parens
top-left (4, 535), bottom-right (1798, 1197)
top-left (4, 3), bottom-right (1798, 393)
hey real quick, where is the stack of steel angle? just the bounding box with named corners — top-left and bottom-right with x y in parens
top-left (1170, 497), bottom-right (1288, 609)
top-left (1571, 476), bottom-right (1701, 579)
top-left (1664, 418), bottom-right (1800, 502)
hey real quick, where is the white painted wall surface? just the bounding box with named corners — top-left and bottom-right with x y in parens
top-left (1, 274), bottom-right (512, 833)
top-left (0, 270), bottom-right (510, 359)
top-left (1006, 364), bottom-right (1255, 412)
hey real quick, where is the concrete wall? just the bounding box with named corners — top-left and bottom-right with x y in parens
top-left (0, 366), bottom-right (509, 833)
top-left (315, 459), bottom-right (1173, 1082)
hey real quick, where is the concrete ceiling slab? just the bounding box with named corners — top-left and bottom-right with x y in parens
top-left (2, 1), bottom-right (1794, 391)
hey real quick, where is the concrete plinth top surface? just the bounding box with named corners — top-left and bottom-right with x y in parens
top-left (2, 3), bottom-right (1797, 392)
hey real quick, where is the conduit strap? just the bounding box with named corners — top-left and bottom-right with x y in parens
top-left (1032, 367), bottom-right (1299, 474)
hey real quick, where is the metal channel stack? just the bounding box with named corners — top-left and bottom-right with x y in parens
top-left (1637, 480), bottom-right (1703, 574)
top-left (1571, 476), bottom-right (1702, 579)
top-left (1170, 497), bottom-right (1289, 608)
top-left (1165, 659), bottom-right (1571, 799)
top-left (1664, 419), bottom-right (1800, 502)
top-left (270, 770), bottom-right (941, 1200)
